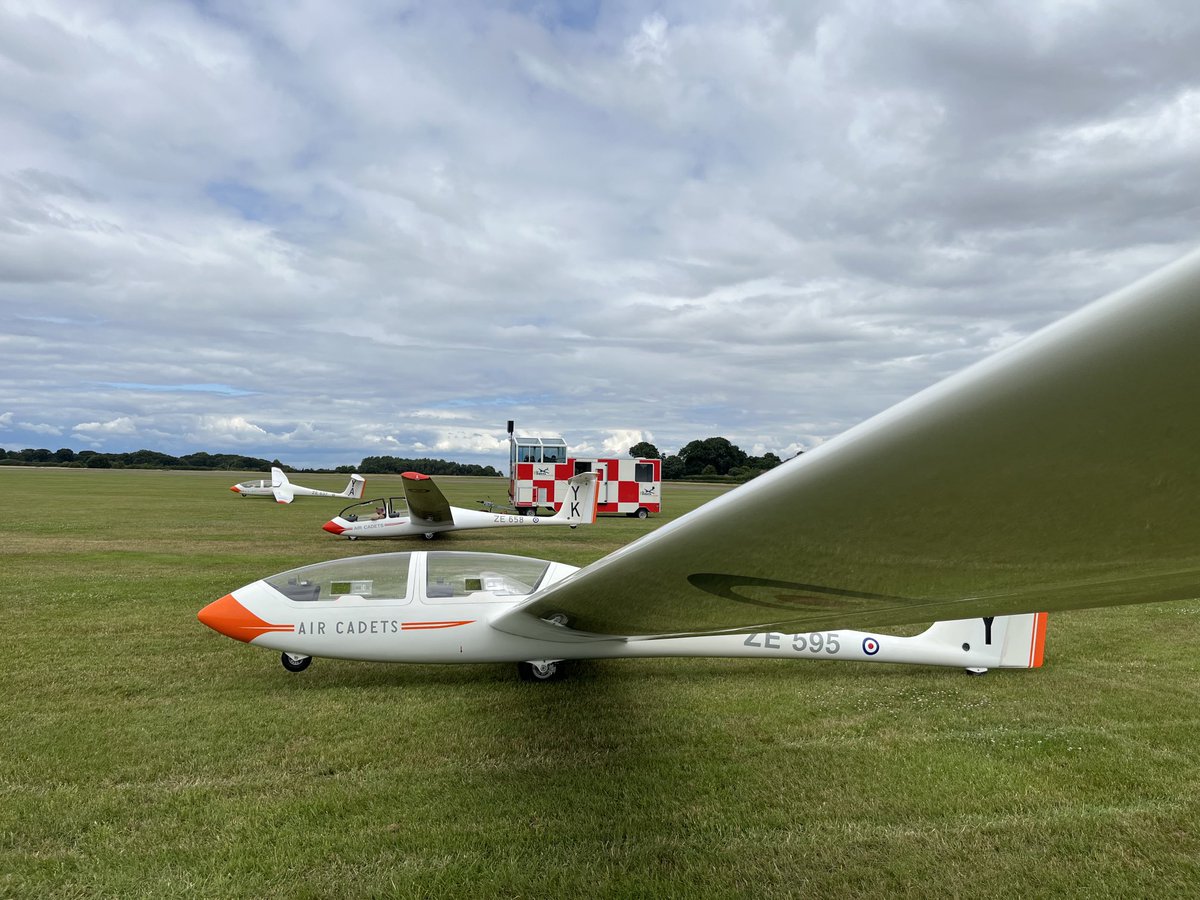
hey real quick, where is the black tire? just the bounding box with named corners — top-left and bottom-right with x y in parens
top-left (635, 507), bottom-right (649, 519)
top-left (517, 660), bottom-right (563, 682)
top-left (281, 652), bottom-right (311, 673)
top-left (423, 532), bottom-right (436, 540)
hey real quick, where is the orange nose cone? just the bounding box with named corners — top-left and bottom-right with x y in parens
top-left (198, 593), bottom-right (294, 643)
top-left (323, 520), bottom-right (346, 535)
top-left (230, 485), bottom-right (241, 493)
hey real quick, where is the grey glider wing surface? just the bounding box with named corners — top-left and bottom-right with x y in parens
top-left (401, 472), bottom-right (455, 526)
top-left (491, 248), bottom-right (1200, 643)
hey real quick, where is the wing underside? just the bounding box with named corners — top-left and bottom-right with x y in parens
top-left (490, 249), bottom-right (1200, 642)
top-left (402, 472), bottom-right (454, 525)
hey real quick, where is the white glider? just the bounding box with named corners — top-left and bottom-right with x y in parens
top-left (202, 247), bottom-right (1200, 678)
top-left (231, 467), bottom-right (366, 505)
top-left (322, 471), bottom-right (598, 540)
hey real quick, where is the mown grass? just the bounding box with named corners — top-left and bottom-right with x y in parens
top-left (1, 467), bottom-right (1199, 898)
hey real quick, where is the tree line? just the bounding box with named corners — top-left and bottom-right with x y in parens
top-left (347, 457), bottom-right (501, 477)
top-left (1, 440), bottom-right (790, 481)
top-left (628, 437), bottom-right (795, 482)
top-left (0, 447), bottom-right (282, 471)
top-left (0, 447), bottom-right (498, 476)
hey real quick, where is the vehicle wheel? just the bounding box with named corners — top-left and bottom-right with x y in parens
top-left (635, 507), bottom-right (649, 519)
top-left (517, 660), bottom-right (563, 682)
top-left (281, 652), bottom-right (312, 673)
top-left (423, 532), bottom-right (436, 540)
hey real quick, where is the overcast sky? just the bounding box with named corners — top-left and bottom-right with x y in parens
top-left (2, 0), bottom-right (1199, 469)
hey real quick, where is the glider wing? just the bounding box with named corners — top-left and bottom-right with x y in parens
top-left (402, 472), bottom-right (455, 525)
top-left (492, 249), bottom-right (1200, 642)
top-left (270, 467), bottom-right (294, 505)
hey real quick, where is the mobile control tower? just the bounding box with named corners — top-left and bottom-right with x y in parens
top-left (507, 421), bottom-right (661, 519)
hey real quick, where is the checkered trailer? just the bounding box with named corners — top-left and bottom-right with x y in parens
top-left (507, 424), bottom-right (661, 519)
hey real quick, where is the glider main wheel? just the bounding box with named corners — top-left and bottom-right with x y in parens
top-left (281, 652), bottom-right (312, 673)
top-left (635, 507), bottom-right (649, 519)
top-left (423, 532), bottom-right (436, 540)
top-left (517, 660), bottom-right (564, 682)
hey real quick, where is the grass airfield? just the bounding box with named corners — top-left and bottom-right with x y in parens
top-left (2, 467), bottom-right (1200, 898)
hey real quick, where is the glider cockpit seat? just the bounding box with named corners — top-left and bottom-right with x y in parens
top-left (278, 579), bottom-right (321, 603)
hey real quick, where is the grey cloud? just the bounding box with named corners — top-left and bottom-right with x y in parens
top-left (2, 1), bottom-right (1199, 467)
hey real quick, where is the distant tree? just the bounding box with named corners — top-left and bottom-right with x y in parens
top-left (358, 456), bottom-right (500, 477)
top-left (85, 454), bottom-right (112, 468)
top-left (745, 452), bottom-right (782, 472)
top-left (54, 448), bottom-right (76, 463)
top-left (125, 449), bottom-right (181, 468)
top-left (677, 437), bottom-right (747, 476)
top-left (661, 454), bottom-right (685, 480)
top-left (628, 441), bottom-right (660, 459)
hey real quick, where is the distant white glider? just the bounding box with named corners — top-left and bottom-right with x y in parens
top-left (231, 467), bottom-right (366, 505)
top-left (322, 471), bottom-right (598, 540)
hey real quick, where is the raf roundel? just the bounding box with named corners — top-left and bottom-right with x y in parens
top-left (862, 637), bottom-right (880, 656)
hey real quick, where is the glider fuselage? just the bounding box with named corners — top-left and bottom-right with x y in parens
top-left (199, 551), bottom-right (1046, 671)
top-left (323, 505), bottom-right (582, 539)
top-left (232, 482), bottom-right (353, 500)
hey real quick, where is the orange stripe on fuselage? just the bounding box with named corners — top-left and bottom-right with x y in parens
top-left (401, 620), bottom-right (474, 630)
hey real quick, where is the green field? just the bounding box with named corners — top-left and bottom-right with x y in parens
top-left (2, 467), bottom-right (1199, 898)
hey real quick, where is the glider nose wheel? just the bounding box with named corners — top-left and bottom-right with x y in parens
top-left (281, 652), bottom-right (312, 673)
top-left (517, 660), bottom-right (564, 682)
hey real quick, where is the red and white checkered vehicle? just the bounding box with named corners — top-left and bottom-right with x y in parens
top-left (508, 431), bottom-right (661, 519)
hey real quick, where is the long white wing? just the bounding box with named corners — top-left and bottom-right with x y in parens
top-left (492, 248), bottom-right (1200, 642)
top-left (270, 467), bottom-right (294, 504)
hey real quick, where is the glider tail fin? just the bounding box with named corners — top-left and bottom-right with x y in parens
top-left (270, 467), bottom-right (294, 504)
top-left (917, 612), bottom-right (1048, 669)
top-left (552, 472), bottom-right (599, 526)
top-left (342, 474), bottom-right (366, 499)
